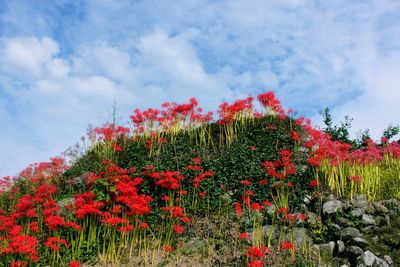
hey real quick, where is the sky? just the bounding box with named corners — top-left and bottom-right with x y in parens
top-left (0, 0), bottom-right (399, 177)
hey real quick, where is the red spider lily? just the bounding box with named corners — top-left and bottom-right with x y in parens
top-left (161, 195), bottom-right (170, 201)
top-left (249, 146), bottom-right (257, 150)
top-left (247, 260), bottom-right (264, 267)
top-left (282, 213), bottom-right (297, 224)
top-left (262, 200), bottom-right (272, 207)
top-left (147, 171), bottom-right (185, 190)
top-left (308, 179), bottom-right (319, 188)
top-left (28, 222), bottom-right (40, 233)
top-left (349, 175), bottom-right (362, 183)
top-left (297, 213), bottom-right (307, 221)
top-left (257, 91), bottom-right (284, 115)
top-left (258, 179), bottom-right (268, 185)
top-left (139, 222), bottom-right (149, 229)
top-left (44, 237), bottom-right (69, 251)
top-left (234, 202), bottom-right (243, 218)
top-left (250, 202), bottom-right (263, 212)
top-left (10, 261), bottom-right (28, 267)
top-left (278, 207), bottom-right (290, 214)
top-left (161, 206), bottom-right (186, 218)
top-left (187, 165), bottom-right (203, 171)
top-left (192, 171), bottom-right (214, 188)
top-left (118, 224), bottom-right (135, 233)
top-left (163, 245), bottom-right (174, 252)
top-left (93, 123), bottom-right (129, 142)
top-left (239, 232), bottom-right (250, 239)
top-left (280, 240), bottom-right (295, 250)
top-left (7, 235), bottom-right (39, 261)
top-left (290, 131), bottom-right (301, 141)
top-left (173, 224), bottom-right (185, 234)
top-left (245, 246), bottom-right (269, 258)
top-left (197, 192), bottom-right (207, 197)
top-left (240, 180), bottom-right (252, 186)
top-left (192, 157), bottom-right (202, 164)
top-left (101, 216), bottom-right (130, 226)
top-left (181, 216), bottom-right (191, 223)
top-left (69, 260), bottom-right (80, 267)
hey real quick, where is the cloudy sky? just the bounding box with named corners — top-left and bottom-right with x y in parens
top-left (1, 0), bottom-right (399, 177)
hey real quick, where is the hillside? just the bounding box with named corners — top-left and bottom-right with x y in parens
top-left (0, 92), bottom-right (399, 267)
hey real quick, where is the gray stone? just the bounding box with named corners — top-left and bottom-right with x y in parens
top-left (373, 202), bottom-right (389, 213)
top-left (365, 204), bottom-right (376, 214)
top-left (362, 214), bottom-right (376, 225)
top-left (383, 255), bottom-right (393, 265)
top-left (262, 224), bottom-right (279, 242)
top-left (353, 195), bottom-right (369, 208)
top-left (351, 208), bottom-right (365, 217)
top-left (357, 250), bottom-right (377, 266)
top-left (312, 241), bottom-right (335, 265)
top-left (304, 194), bottom-right (312, 205)
top-left (340, 227), bottom-right (362, 239)
top-left (323, 199), bottom-right (342, 214)
top-left (345, 246), bottom-right (363, 258)
top-left (325, 194), bottom-right (337, 201)
top-left (337, 240), bottom-right (345, 254)
top-left (353, 237), bottom-right (369, 249)
top-left (356, 251), bottom-right (390, 267)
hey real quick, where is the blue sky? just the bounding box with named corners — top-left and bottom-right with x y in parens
top-left (1, 0), bottom-right (399, 177)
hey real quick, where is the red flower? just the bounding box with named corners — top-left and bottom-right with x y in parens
top-left (308, 179), bottom-right (319, 188)
top-left (247, 260), bottom-right (264, 267)
top-left (280, 240), bottom-right (295, 250)
top-left (44, 237), bottom-right (69, 251)
top-left (239, 232), bottom-right (250, 239)
top-left (278, 207), bottom-right (290, 214)
top-left (163, 245), bottom-right (174, 252)
top-left (246, 246), bottom-right (269, 258)
top-left (197, 192), bottom-right (207, 197)
top-left (173, 224), bottom-right (185, 234)
top-left (240, 180), bottom-right (252, 186)
top-left (10, 261), bottom-right (27, 267)
top-left (249, 146), bottom-right (257, 150)
top-left (349, 175), bottom-right (362, 183)
top-left (69, 260), bottom-right (80, 267)
top-left (192, 157), bottom-right (202, 164)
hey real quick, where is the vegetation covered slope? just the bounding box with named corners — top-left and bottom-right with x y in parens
top-left (0, 92), bottom-right (399, 267)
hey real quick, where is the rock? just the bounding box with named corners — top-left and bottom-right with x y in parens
top-left (262, 224), bottom-right (279, 242)
top-left (332, 257), bottom-right (350, 266)
top-left (351, 208), bottom-right (365, 217)
top-left (362, 214), bottom-right (376, 225)
top-left (365, 204), bottom-right (376, 214)
top-left (290, 227), bottom-right (313, 247)
top-left (266, 205), bottom-right (276, 215)
top-left (383, 255), bottom-right (393, 265)
top-left (353, 195), bottom-right (369, 208)
top-left (340, 227), bottom-right (362, 240)
top-left (373, 202), bottom-right (389, 214)
top-left (329, 223), bottom-right (342, 231)
top-left (356, 251), bottom-right (389, 267)
top-left (352, 237), bottom-right (369, 249)
top-left (323, 199), bottom-right (342, 215)
top-left (337, 240), bottom-right (345, 254)
top-left (357, 250), bottom-right (377, 266)
top-left (346, 245), bottom-right (363, 256)
top-left (325, 194), bottom-right (337, 202)
top-left (312, 241), bottom-right (335, 265)
top-left (304, 194), bottom-right (312, 205)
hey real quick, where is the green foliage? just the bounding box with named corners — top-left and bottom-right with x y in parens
top-left (320, 107), bottom-right (353, 144)
top-left (65, 116), bottom-right (313, 212)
